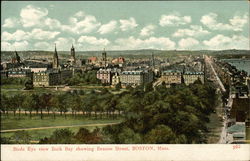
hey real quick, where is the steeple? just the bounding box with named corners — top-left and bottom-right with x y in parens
top-left (53, 43), bottom-right (59, 68)
top-left (102, 48), bottom-right (107, 69)
top-left (151, 53), bottom-right (155, 69)
top-left (15, 50), bottom-right (21, 64)
top-left (70, 44), bottom-right (76, 65)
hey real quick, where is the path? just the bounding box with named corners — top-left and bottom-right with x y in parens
top-left (205, 55), bottom-right (226, 92)
top-left (0, 122), bottom-right (120, 133)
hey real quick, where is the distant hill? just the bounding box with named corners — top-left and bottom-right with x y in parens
top-left (1, 49), bottom-right (249, 61)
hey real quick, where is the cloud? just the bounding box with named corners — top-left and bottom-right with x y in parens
top-left (34, 42), bottom-right (51, 50)
top-left (2, 29), bottom-right (60, 41)
top-left (203, 34), bottom-right (249, 50)
top-left (172, 25), bottom-right (210, 38)
top-left (3, 18), bottom-right (20, 28)
top-left (74, 11), bottom-right (85, 18)
top-left (229, 14), bottom-right (248, 28)
top-left (98, 20), bottom-right (117, 34)
top-left (20, 5), bottom-right (48, 27)
top-left (113, 36), bottom-right (176, 50)
top-left (178, 38), bottom-right (199, 49)
top-left (54, 37), bottom-right (76, 51)
top-left (1, 42), bottom-right (12, 51)
top-left (78, 36), bottom-right (110, 46)
top-left (140, 25), bottom-right (156, 37)
top-left (119, 17), bottom-right (138, 31)
top-left (200, 13), bottom-right (248, 31)
top-left (2, 30), bottom-right (29, 41)
top-left (159, 13), bottom-right (191, 26)
top-left (44, 18), bottom-right (61, 30)
top-left (62, 14), bottom-right (101, 34)
top-left (30, 29), bottom-right (60, 40)
top-left (1, 41), bottom-right (29, 51)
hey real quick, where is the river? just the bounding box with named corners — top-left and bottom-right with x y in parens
top-left (222, 59), bottom-right (250, 75)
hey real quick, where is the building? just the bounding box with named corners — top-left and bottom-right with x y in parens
top-left (229, 95), bottom-right (249, 122)
top-left (69, 44), bottom-right (76, 66)
top-left (97, 68), bottom-right (113, 84)
top-left (11, 51), bottom-right (21, 64)
top-left (97, 68), bottom-right (122, 85)
top-left (112, 73), bottom-right (120, 86)
top-left (1, 70), bottom-right (8, 78)
top-left (160, 70), bottom-right (182, 86)
top-left (88, 57), bottom-right (98, 65)
top-left (60, 69), bottom-right (73, 82)
top-left (101, 48), bottom-right (107, 68)
top-left (120, 70), bottom-right (153, 87)
top-left (7, 69), bottom-right (33, 79)
top-left (112, 57), bottom-right (125, 64)
top-left (183, 71), bottom-right (204, 85)
top-left (53, 44), bottom-right (59, 68)
top-left (33, 69), bottom-right (60, 87)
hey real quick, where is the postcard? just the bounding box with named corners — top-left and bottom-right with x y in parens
top-left (1, 1), bottom-right (249, 161)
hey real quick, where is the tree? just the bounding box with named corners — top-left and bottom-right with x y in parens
top-left (0, 94), bottom-right (9, 115)
top-left (24, 80), bottom-right (34, 90)
top-left (39, 129), bottom-right (75, 144)
top-left (22, 94), bottom-right (36, 118)
top-left (50, 95), bottom-right (60, 119)
top-left (13, 94), bottom-right (24, 118)
top-left (144, 125), bottom-right (176, 144)
top-left (74, 127), bottom-right (102, 144)
top-left (117, 127), bottom-right (141, 144)
top-left (115, 82), bottom-right (122, 91)
top-left (144, 82), bottom-right (153, 92)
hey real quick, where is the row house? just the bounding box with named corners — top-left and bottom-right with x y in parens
top-left (120, 70), bottom-right (153, 87)
top-left (183, 71), bottom-right (205, 85)
top-left (160, 70), bottom-right (182, 86)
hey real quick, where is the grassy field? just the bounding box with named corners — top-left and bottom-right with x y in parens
top-left (1, 114), bottom-right (123, 141)
top-left (1, 114), bottom-right (122, 130)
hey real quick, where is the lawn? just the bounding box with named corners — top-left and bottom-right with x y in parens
top-left (1, 114), bottom-right (123, 141)
top-left (1, 114), bottom-right (123, 130)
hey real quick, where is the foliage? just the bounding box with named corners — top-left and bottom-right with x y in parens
top-left (1, 77), bottom-right (29, 85)
top-left (11, 131), bottom-right (31, 144)
top-left (1, 79), bottom-right (217, 144)
top-left (64, 71), bottom-right (101, 86)
top-left (115, 82), bottom-right (122, 91)
top-left (24, 80), bottom-right (34, 90)
top-left (39, 129), bottom-right (76, 144)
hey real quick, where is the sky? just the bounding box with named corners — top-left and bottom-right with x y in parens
top-left (1, 1), bottom-right (249, 51)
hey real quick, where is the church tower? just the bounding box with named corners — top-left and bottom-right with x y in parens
top-left (15, 50), bottom-right (21, 64)
top-left (53, 44), bottom-right (59, 68)
top-left (102, 48), bottom-right (107, 68)
top-left (70, 44), bottom-right (76, 65)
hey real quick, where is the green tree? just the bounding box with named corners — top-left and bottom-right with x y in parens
top-left (144, 125), bottom-right (176, 144)
top-left (24, 80), bottom-right (34, 90)
top-left (22, 94), bottom-right (36, 118)
top-left (115, 82), bottom-right (122, 91)
top-left (39, 129), bottom-right (75, 144)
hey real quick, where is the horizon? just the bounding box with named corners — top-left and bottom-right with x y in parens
top-left (1, 48), bottom-right (250, 53)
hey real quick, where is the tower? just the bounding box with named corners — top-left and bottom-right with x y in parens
top-left (15, 50), bottom-right (21, 64)
top-left (102, 48), bottom-right (107, 68)
top-left (70, 44), bottom-right (76, 65)
top-left (53, 43), bottom-right (59, 68)
top-left (151, 53), bottom-right (155, 69)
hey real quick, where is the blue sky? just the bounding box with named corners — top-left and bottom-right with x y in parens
top-left (1, 1), bottom-right (249, 51)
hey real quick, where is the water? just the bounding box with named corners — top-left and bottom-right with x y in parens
top-left (222, 59), bottom-right (250, 75)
